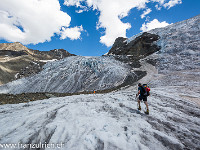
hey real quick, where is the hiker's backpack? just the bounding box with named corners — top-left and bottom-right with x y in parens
top-left (142, 84), bottom-right (150, 96)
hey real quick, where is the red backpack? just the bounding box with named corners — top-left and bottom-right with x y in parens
top-left (142, 84), bottom-right (150, 96)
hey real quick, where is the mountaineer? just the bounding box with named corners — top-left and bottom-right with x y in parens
top-left (136, 83), bottom-right (150, 114)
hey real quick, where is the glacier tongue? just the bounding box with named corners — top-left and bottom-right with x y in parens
top-left (0, 56), bottom-right (133, 94)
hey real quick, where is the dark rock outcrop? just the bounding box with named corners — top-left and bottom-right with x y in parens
top-left (16, 61), bottom-right (45, 79)
top-left (0, 50), bottom-right (28, 57)
top-left (108, 32), bottom-right (160, 57)
top-left (107, 32), bottom-right (160, 69)
top-left (27, 48), bottom-right (76, 60)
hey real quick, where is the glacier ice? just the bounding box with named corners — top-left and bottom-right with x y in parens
top-left (0, 56), bottom-right (133, 94)
top-left (0, 86), bottom-right (199, 150)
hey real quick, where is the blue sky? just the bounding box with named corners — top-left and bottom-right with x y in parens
top-left (0, 0), bottom-right (199, 56)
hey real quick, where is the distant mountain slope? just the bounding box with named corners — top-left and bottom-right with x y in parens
top-left (0, 42), bottom-right (75, 85)
top-left (0, 42), bottom-right (29, 51)
top-left (0, 56), bottom-right (138, 94)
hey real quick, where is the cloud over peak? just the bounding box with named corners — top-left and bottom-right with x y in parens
top-left (140, 19), bottom-right (171, 32)
top-left (65, 0), bottom-right (149, 47)
top-left (64, 0), bottom-right (182, 47)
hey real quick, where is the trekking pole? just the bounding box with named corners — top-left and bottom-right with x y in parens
top-left (135, 94), bottom-right (138, 101)
top-left (135, 94), bottom-right (138, 107)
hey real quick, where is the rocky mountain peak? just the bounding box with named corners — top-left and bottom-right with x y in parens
top-left (108, 32), bottom-right (160, 57)
top-left (0, 42), bottom-right (29, 51)
top-left (0, 43), bottom-right (76, 85)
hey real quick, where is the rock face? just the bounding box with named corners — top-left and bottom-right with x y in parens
top-left (107, 32), bottom-right (161, 70)
top-left (27, 48), bottom-right (76, 60)
top-left (0, 43), bottom-right (75, 85)
top-left (108, 32), bottom-right (160, 57)
top-left (0, 50), bottom-right (28, 57)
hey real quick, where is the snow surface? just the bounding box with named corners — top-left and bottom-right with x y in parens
top-left (39, 59), bottom-right (58, 63)
top-left (0, 86), bottom-right (199, 150)
top-left (0, 56), bottom-right (133, 94)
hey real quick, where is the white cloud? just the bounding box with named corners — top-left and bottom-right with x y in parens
top-left (151, 0), bottom-right (182, 9)
top-left (155, 4), bottom-right (162, 10)
top-left (140, 19), bottom-right (170, 32)
top-left (141, 8), bottom-right (152, 19)
top-left (151, 0), bottom-right (165, 5)
top-left (64, 0), bottom-right (149, 47)
top-left (163, 0), bottom-right (182, 9)
top-left (0, 0), bottom-right (181, 46)
top-left (0, 0), bottom-right (83, 44)
top-left (64, 0), bottom-right (182, 47)
top-left (61, 26), bottom-right (83, 40)
top-left (64, 0), bottom-right (84, 7)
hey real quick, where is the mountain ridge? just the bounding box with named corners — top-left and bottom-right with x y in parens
top-left (0, 42), bottom-right (29, 51)
top-left (0, 43), bottom-right (75, 85)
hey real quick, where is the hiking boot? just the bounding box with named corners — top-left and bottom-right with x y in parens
top-left (138, 106), bottom-right (141, 111)
top-left (145, 109), bottom-right (149, 115)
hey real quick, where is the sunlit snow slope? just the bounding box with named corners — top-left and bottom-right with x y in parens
top-left (0, 56), bottom-right (133, 94)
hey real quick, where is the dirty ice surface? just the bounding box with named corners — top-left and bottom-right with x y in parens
top-left (0, 85), bottom-right (199, 150)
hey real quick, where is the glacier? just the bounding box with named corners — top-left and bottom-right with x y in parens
top-left (128, 15), bottom-right (200, 74)
top-left (0, 56), bottom-right (134, 94)
top-left (0, 85), bottom-right (199, 150)
top-left (149, 15), bottom-right (200, 73)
